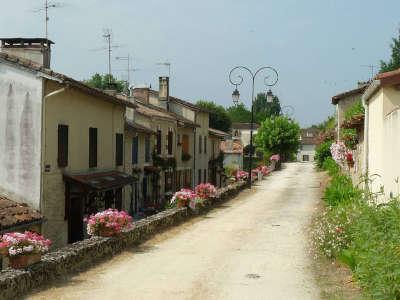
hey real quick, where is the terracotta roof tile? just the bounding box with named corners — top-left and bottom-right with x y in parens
top-left (0, 196), bottom-right (43, 231)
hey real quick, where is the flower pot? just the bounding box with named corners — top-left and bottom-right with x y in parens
top-left (9, 253), bottom-right (41, 269)
top-left (177, 200), bottom-right (187, 208)
top-left (0, 247), bottom-right (8, 256)
top-left (97, 228), bottom-right (118, 237)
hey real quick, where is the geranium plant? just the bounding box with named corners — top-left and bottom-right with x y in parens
top-left (195, 183), bottom-right (217, 199)
top-left (330, 141), bottom-right (347, 164)
top-left (270, 154), bottom-right (280, 161)
top-left (85, 209), bottom-right (133, 237)
top-left (235, 170), bottom-right (249, 181)
top-left (0, 231), bottom-right (51, 257)
top-left (170, 188), bottom-right (197, 208)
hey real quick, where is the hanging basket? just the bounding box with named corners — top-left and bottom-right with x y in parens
top-left (9, 253), bottom-right (41, 269)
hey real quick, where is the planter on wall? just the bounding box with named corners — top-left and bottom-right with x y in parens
top-left (9, 253), bottom-right (41, 269)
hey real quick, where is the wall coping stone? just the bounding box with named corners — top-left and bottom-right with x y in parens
top-left (0, 176), bottom-right (264, 299)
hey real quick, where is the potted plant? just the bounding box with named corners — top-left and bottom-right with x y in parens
top-left (85, 209), bottom-right (133, 237)
top-left (195, 183), bottom-right (217, 200)
top-left (235, 170), bottom-right (249, 182)
top-left (0, 231), bottom-right (51, 269)
top-left (170, 188), bottom-right (196, 208)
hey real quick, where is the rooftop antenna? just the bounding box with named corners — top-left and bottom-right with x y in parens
top-left (115, 54), bottom-right (140, 93)
top-left (156, 62), bottom-right (171, 77)
top-left (90, 29), bottom-right (124, 87)
top-left (32, 0), bottom-right (64, 40)
top-left (361, 64), bottom-right (378, 80)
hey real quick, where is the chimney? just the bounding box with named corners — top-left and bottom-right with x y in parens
top-left (132, 86), bottom-right (150, 104)
top-left (0, 38), bottom-right (53, 68)
top-left (158, 76), bottom-right (169, 110)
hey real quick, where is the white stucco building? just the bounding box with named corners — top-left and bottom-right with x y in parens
top-left (297, 128), bottom-right (319, 162)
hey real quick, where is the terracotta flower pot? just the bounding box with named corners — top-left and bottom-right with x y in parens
top-left (98, 228), bottom-right (118, 237)
top-left (0, 247), bottom-right (9, 256)
top-left (9, 253), bottom-right (41, 269)
top-left (177, 199), bottom-right (188, 208)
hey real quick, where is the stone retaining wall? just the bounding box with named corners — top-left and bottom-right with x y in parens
top-left (0, 180), bottom-right (250, 299)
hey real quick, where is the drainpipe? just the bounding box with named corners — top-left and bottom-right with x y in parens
top-left (362, 80), bottom-right (380, 189)
top-left (193, 114), bottom-right (197, 189)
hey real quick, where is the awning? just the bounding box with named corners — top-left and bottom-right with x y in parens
top-left (63, 170), bottom-right (135, 192)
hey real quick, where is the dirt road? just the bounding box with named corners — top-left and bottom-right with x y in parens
top-left (29, 163), bottom-right (321, 300)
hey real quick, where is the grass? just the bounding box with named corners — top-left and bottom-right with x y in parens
top-left (313, 158), bottom-right (400, 299)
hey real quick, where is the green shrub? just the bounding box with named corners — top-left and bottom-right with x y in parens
top-left (315, 140), bottom-right (333, 168)
top-left (344, 99), bottom-right (365, 121)
top-left (324, 174), bottom-right (362, 207)
top-left (321, 157), bottom-right (340, 176)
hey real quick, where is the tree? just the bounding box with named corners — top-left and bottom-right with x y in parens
top-left (84, 73), bottom-right (126, 93)
top-left (226, 103), bottom-right (252, 123)
top-left (196, 100), bottom-right (232, 132)
top-left (253, 93), bottom-right (281, 123)
top-left (380, 29), bottom-right (400, 73)
top-left (255, 116), bottom-right (301, 161)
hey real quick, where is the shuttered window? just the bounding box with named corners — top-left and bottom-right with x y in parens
top-left (182, 134), bottom-right (189, 154)
top-left (89, 127), bottom-right (98, 168)
top-left (199, 135), bottom-right (202, 154)
top-left (145, 135), bottom-right (151, 162)
top-left (58, 124), bottom-right (68, 167)
top-left (198, 169), bottom-right (202, 184)
top-left (204, 137), bottom-right (207, 154)
top-left (204, 169), bottom-right (207, 183)
top-left (167, 130), bottom-right (173, 155)
top-left (116, 133), bottom-right (123, 166)
top-left (132, 136), bottom-right (139, 164)
top-left (156, 130), bottom-right (162, 154)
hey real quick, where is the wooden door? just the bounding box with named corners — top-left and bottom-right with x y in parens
top-left (68, 196), bottom-right (84, 243)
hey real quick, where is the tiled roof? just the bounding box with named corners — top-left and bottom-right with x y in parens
top-left (0, 52), bottom-right (136, 109)
top-left (341, 114), bottom-right (365, 129)
top-left (220, 140), bottom-right (243, 154)
top-left (376, 68), bottom-right (400, 86)
top-left (125, 120), bottom-right (155, 134)
top-left (331, 85), bottom-right (368, 104)
top-left (0, 196), bottom-right (43, 231)
top-left (209, 128), bottom-right (230, 138)
top-left (232, 122), bottom-right (260, 130)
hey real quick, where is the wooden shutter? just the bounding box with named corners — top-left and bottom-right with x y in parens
top-left (204, 169), bottom-right (207, 183)
top-left (145, 136), bottom-right (151, 162)
top-left (198, 169), bottom-right (201, 184)
top-left (89, 127), bottom-right (98, 168)
top-left (168, 130), bottom-right (173, 155)
top-left (156, 130), bottom-right (162, 154)
top-left (199, 135), bottom-right (202, 153)
top-left (132, 136), bottom-right (139, 164)
top-left (58, 124), bottom-right (68, 167)
top-left (116, 133), bottom-right (123, 166)
top-left (182, 134), bottom-right (189, 154)
top-left (204, 137), bottom-right (207, 154)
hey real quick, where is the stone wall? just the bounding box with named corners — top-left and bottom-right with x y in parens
top-left (0, 180), bottom-right (250, 300)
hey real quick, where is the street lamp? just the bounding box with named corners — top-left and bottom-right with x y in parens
top-left (266, 89), bottom-right (274, 103)
top-left (229, 65), bottom-right (279, 188)
top-left (232, 87), bottom-right (240, 105)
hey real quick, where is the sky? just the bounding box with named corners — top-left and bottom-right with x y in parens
top-left (1, 0), bottom-right (400, 127)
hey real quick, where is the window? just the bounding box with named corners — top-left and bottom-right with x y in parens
top-left (116, 133), bottom-right (123, 166)
top-left (156, 130), bottom-right (162, 154)
top-left (145, 135), bottom-right (151, 162)
top-left (89, 127), bottom-right (98, 168)
top-left (204, 137), bottom-right (207, 154)
top-left (58, 124), bottom-right (68, 167)
top-left (198, 169), bottom-right (202, 184)
top-left (182, 134), bottom-right (189, 154)
top-left (167, 129), bottom-right (173, 155)
top-left (199, 135), bottom-right (202, 153)
top-left (132, 136), bottom-right (139, 164)
top-left (303, 155), bottom-right (310, 162)
top-left (177, 134), bottom-right (181, 145)
top-left (203, 169), bottom-right (207, 183)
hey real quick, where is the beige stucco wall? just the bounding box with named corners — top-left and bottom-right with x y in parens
top-left (367, 89), bottom-right (384, 197)
top-left (42, 80), bottom-right (126, 247)
top-left (194, 111), bottom-right (209, 186)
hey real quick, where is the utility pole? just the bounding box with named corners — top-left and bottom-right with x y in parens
top-left (32, 0), bottom-right (63, 40)
top-left (116, 54), bottom-right (140, 94)
top-left (361, 64), bottom-right (378, 80)
top-left (103, 30), bottom-right (112, 85)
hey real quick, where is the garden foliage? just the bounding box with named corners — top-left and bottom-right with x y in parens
top-left (313, 154), bottom-right (400, 299)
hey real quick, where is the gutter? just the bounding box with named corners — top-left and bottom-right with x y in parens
top-left (362, 80), bottom-right (381, 187)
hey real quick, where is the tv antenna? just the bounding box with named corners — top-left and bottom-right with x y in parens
top-left (90, 29), bottom-right (124, 86)
top-left (361, 64), bottom-right (378, 80)
top-left (32, 0), bottom-right (64, 40)
top-left (156, 62), bottom-right (171, 77)
top-left (115, 54), bottom-right (140, 93)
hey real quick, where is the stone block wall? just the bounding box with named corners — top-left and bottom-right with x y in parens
top-left (0, 180), bottom-right (249, 299)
